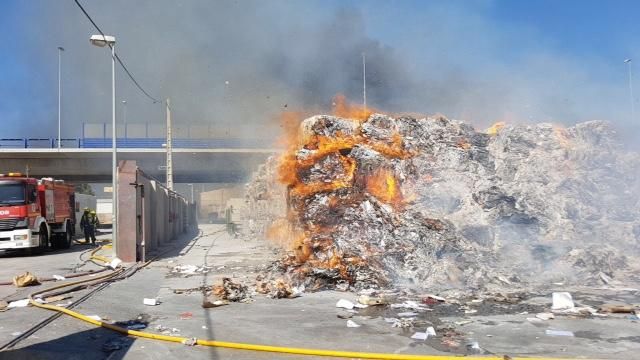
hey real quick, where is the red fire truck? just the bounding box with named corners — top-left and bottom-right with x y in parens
top-left (0, 173), bottom-right (75, 252)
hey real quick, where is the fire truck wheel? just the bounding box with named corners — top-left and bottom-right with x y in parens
top-left (32, 224), bottom-right (49, 254)
top-left (60, 225), bottom-right (72, 249)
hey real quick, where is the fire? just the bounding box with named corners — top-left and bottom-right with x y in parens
top-left (332, 94), bottom-right (374, 122)
top-left (277, 111), bottom-right (306, 149)
top-left (366, 169), bottom-right (403, 207)
top-left (289, 155), bottom-right (357, 197)
top-left (456, 138), bottom-right (471, 150)
top-left (270, 95), bottom-right (415, 283)
top-left (366, 132), bottom-right (412, 159)
top-left (266, 217), bottom-right (305, 249)
top-left (553, 125), bottom-right (572, 148)
top-left (486, 121), bottom-right (506, 136)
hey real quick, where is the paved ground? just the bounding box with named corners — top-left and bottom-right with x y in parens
top-left (0, 224), bottom-right (639, 359)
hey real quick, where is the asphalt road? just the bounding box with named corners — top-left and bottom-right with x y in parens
top-left (1, 226), bottom-right (639, 359)
top-left (0, 240), bottom-right (106, 300)
top-left (0, 235), bottom-right (110, 351)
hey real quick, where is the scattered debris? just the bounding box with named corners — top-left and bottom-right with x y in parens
top-left (426, 327), bottom-right (437, 337)
top-left (466, 340), bottom-right (482, 354)
top-left (411, 326), bottom-right (436, 341)
top-left (7, 299), bottom-right (30, 308)
top-left (213, 278), bottom-right (249, 302)
top-left (454, 320), bottom-right (473, 326)
top-left (390, 301), bottom-right (429, 311)
top-left (422, 294), bottom-right (446, 304)
top-left (598, 304), bottom-right (636, 313)
top-left (358, 295), bottom-right (387, 306)
top-left (411, 332), bottom-right (428, 341)
top-left (202, 299), bottom-right (229, 308)
top-left (256, 278), bottom-right (303, 299)
top-left (336, 299), bottom-right (355, 310)
top-left (52, 274), bottom-right (66, 281)
top-left (535, 313), bottom-right (555, 321)
top-left (109, 258), bottom-right (123, 270)
top-left (143, 298), bottom-right (159, 306)
top-left (182, 337), bottom-right (197, 346)
top-left (13, 272), bottom-right (39, 287)
top-left (391, 318), bottom-right (415, 328)
top-left (545, 329), bottom-right (574, 337)
top-left (346, 320), bottom-right (361, 328)
top-left (112, 316), bottom-right (149, 330)
top-left (0, 300), bottom-right (8, 312)
top-left (173, 286), bottom-right (210, 294)
top-left (551, 292), bottom-right (574, 311)
top-left (155, 325), bottom-right (181, 336)
top-left (172, 265), bottom-right (210, 275)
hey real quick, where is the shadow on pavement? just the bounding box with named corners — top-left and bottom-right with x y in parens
top-left (144, 226), bottom-right (203, 262)
top-left (0, 242), bottom-right (98, 259)
top-left (0, 327), bottom-right (135, 360)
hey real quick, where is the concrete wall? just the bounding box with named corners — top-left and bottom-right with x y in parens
top-left (116, 160), bottom-right (197, 262)
top-left (199, 186), bottom-right (244, 219)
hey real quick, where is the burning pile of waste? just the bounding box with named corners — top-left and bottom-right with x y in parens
top-left (244, 100), bottom-right (640, 293)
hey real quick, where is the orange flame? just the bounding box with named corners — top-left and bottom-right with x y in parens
top-left (266, 217), bottom-right (306, 250)
top-left (553, 125), bottom-right (572, 148)
top-left (289, 155), bottom-right (356, 197)
top-left (332, 94), bottom-right (374, 122)
top-left (366, 169), bottom-right (403, 207)
top-left (270, 96), bottom-right (417, 279)
top-left (486, 121), bottom-right (505, 136)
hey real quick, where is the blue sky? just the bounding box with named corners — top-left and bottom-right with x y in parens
top-left (1, 0), bottom-right (639, 142)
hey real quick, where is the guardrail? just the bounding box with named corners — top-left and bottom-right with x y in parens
top-left (0, 137), bottom-right (272, 149)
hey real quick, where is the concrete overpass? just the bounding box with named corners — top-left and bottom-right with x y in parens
top-left (0, 148), bottom-right (278, 183)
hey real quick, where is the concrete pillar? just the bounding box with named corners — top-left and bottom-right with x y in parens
top-left (116, 160), bottom-right (138, 262)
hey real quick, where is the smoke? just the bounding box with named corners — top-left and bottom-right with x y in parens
top-left (1, 0), bottom-right (638, 145)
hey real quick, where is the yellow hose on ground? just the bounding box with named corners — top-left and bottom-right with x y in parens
top-left (25, 272), bottom-right (590, 360)
top-left (88, 244), bottom-right (111, 264)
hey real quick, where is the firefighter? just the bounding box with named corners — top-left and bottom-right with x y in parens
top-left (88, 210), bottom-right (100, 244)
top-left (80, 208), bottom-right (100, 245)
top-left (80, 208), bottom-right (91, 243)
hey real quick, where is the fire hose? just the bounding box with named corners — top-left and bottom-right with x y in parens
top-left (23, 281), bottom-right (589, 360)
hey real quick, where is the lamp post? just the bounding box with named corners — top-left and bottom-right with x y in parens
top-left (122, 100), bottom-right (127, 139)
top-left (624, 59), bottom-right (635, 123)
top-left (57, 46), bottom-right (64, 150)
top-left (90, 34), bottom-right (118, 253)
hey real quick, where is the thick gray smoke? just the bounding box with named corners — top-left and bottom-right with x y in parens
top-left (2, 1), bottom-right (638, 145)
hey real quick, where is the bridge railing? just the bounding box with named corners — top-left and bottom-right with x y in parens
top-left (0, 137), bottom-right (273, 149)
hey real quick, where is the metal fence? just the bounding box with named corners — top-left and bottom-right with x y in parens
top-left (0, 123), bottom-right (273, 149)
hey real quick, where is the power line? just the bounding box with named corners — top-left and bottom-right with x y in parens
top-left (73, 0), bottom-right (161, 104)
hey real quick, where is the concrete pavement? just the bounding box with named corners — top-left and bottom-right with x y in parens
top-left (1, 224), bottom-right (639, 359)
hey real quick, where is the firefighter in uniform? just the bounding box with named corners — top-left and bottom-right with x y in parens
top-left (80, 208), bottom-right (100, 245)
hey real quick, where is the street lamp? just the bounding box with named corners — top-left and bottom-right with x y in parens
top-left (122, 100), bottom-right (127, 139)
top-left (90, 34), bottom-right (118, 253)
top-left (57, 46), bottom-right (64, 151)
top-left (624, 59), bottom-right (635, 123)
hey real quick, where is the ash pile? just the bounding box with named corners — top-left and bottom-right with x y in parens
top-left (243, 113), bottom-right (640, 293)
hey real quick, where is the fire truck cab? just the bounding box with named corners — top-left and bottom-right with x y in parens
top-left (0, 173), bottom-right (75, 252)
